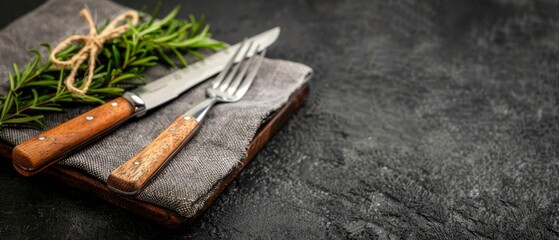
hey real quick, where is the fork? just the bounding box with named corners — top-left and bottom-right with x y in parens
top-left (107, 40), bottom-right (266, 195)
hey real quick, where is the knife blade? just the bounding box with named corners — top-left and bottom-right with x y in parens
top-left (11, 27), bottom-right (280, 177)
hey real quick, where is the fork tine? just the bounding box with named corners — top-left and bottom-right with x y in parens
top-left (218, 41), bottom-right (254, 92)
top-left (211, 39), bottom-right (247, 89)
top-left (226, 43), bottom-right (259, 95)
top-left (233, 47), bottom-right (266, 98)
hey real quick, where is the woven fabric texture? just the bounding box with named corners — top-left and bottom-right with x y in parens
top-left (0, 0), bottom-right (312, 217)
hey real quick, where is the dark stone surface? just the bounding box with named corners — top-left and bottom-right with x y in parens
top-left (2, 0), bottom-right (559, 239)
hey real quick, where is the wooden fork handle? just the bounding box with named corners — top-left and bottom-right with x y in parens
top-left (12, 97), bottom-right (135, 177)
top-left (107, 116), bottom-right (199, 196)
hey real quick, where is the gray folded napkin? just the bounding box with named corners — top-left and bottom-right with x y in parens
top-left (0, 0), bottom-right (312, 217)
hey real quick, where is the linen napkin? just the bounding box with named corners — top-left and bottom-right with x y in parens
top-left (0, 0), bottom-right (312, 217)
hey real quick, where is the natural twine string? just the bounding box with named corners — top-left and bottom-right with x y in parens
top-left (50, 9), bottom-right (139, 94)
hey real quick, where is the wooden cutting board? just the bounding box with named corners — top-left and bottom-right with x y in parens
top-left (0, 85), bottom-right (308, 230)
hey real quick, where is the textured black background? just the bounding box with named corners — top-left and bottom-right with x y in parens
top-left (2, 0), bottom-right (559, 239)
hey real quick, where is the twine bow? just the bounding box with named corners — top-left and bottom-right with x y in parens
top-left (49, 9), bottom-right (139, 94)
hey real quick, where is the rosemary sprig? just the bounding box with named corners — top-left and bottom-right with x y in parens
top-left (0, 4), bottom-right (225, 129)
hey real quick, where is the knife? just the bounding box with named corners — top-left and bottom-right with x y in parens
top-left (12, 27), bottom-right (280, 177)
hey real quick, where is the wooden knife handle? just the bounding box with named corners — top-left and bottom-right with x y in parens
top-left (12, 97), bottom-right (135, 176)
top-left (107, 116), bottom-right (199, 196)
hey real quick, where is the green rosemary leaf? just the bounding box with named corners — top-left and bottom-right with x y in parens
top-left (105, 60), bottom-right (113, 80)
top-left (103, 47), bottom-right (112, 59)
top-left (175, 22), bottom-right (192, 35)
top-left (29, 49), bottom-right (43, 69)
top-left (87, 87), bottom-right (125, 95)
top-left (110, 68), bottom-right (121, 81)
top-left (56, 44), bottom-right (79, 59)
top-left (166, 34), bottom-right (206, 48)
top-left (30, 118), bottom-right (46, 129)
top-left (25, 80), bottom-right (59, 87)
top-left (3, 115), bottom-right (44, 124)
top-left (124, 42), bottom-right (132, 66)
top-left (1, 92), bottom-right (13, 120)
top-left (147, 1), bottom-right (162, 27)
top-left (31, 89), bottom-right (38, 105)
top-left (29, 106), bottom-right (63, 112)
top-left (92, 72), bottom-right (108, 80)
top-left (131, 31), bottom-right (139, 49)
top-left (196, 15), bottom-right (206, 35)
top-left (166, 20), bottom-right (183, 34)
top-left (189, 39), bottom-right (226, 49)
top-left (129, 56), bottom-right (158, 66)
top-left (187, 50), bottom-right (204, 60)
top-left (199, 24), bottom-right (209, 37)
top-left (94, 65), bottom-right (105, 74)
top-left (126, 19), bottom-right (141, 37)
top-left (13, 93), bottom-right (20, 113)
top-left (21, 61), bottom-right (35, 82)
top-left (172, 48), bottom-right (188, 67)
top-left (112, 45), bottom-right (121, 67)
top-left (56, 68), bottom-right (64, 95)
top-left (13, 64), bottom-right (21, 84)
top-left (110, 73), bottom-right (138, 85)
top-left (141, 6), bottom-right (180, 36)
top-left (157, 6), bottom-right (180, 28)
top-left (40, 74), bottom-right (55, 80)
top-left (151, 31), bottom-right (180, 43)
top-left (8, 72), bottom-right (15, 90)
top-left (40, 43), bottom-right (52, 54)
top-left (156, 47), bottom-right (175, 67)
top-left (75, 94), bottom-right (105, 104)
top-left (52, 96), bottom-right (73, 102)
top-left (189, 15), bottom-right (199, 38)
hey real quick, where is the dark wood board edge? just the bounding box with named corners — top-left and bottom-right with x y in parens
top-left (45, 166), bottom-right (184, 229)
top-left (0, 84), bottom-right (309, 231)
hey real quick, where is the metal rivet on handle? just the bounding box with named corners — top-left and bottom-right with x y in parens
top-left (111, 102), bottom-right (118, 107)
top-left (170, 127), bottom-right (176, 131)
top-left (85, 115), bottom-right (94, 120)
top-left (184, 116), bottom-right (191, 120)
top-left (134, 161), bottom-right (140, 165)
top-left (38, 136), bottom-right (46, 141)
